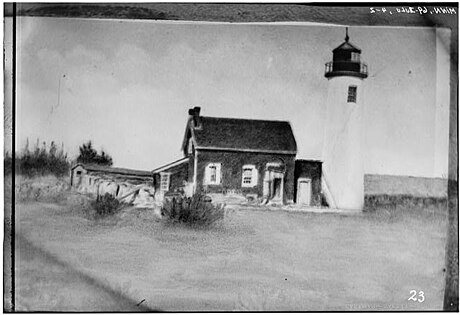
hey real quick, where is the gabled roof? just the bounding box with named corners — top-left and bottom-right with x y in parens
top-left (72, 163), bottom-right (152, 177)
top-left (182, 116), bottom-right (297, 154)
top-left (333, 41), bottom-right (361, 53)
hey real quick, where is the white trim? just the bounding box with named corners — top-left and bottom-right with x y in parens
top-left (195, 146), bottom-right (296, 155)
top-left (204, 162), bottom-right (222, 185)
top-left (193, 150), bottom-right (198, 193)
top-left (152, 157), bottom-right (189, 174)
top-left (241, 165), bottom-right (258, 188)
top-left (160, 172), bottom-right (171, 192)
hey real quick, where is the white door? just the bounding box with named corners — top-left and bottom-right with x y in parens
top-left (297, 178), bottom-right (312, 205)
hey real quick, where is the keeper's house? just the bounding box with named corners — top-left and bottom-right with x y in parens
top-left (152, 107), bottom-right (322, 206)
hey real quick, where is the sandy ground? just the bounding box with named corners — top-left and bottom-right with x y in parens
top-left (13, 196), bottom-right (447, 311)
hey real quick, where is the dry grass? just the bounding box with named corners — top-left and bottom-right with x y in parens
top-left (15, 200), bottom-right (447, 311)
top-left (14, 174), bottom-right (71, 203)
top-left (11, 175), bottom-right (449, 311)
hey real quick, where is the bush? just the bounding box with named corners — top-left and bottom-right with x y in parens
top-left (161, 194), bottom-right (225, 226)
top-left (91, 193), bottom-right (122, 217)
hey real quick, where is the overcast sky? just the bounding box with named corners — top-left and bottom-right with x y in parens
top-left (13, 17), bottom-right (450, 177)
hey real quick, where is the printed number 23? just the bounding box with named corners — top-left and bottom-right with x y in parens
top-left (408, 290), bottom-right (425, 302)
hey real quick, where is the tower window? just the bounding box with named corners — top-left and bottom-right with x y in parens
top-left (351, 52), bottom-right (360, 62)
top-left (347, 86), bottom-right (357, 103)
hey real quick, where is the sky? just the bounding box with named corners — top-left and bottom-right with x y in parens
top-left (12, 17), bottom-right (451, 178)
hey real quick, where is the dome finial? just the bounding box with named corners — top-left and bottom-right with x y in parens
top-left (345, 27), bottom-right (349, 42)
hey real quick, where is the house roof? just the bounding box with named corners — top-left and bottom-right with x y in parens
top-left (183, 116), bottom-right (297, 154)
top-left (72, 163), bottom-right (152, 177)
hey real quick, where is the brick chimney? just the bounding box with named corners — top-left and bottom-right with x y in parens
top-left (188, 106), bottom-right (201, 128)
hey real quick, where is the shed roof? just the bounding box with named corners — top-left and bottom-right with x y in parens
top-left (183, 116), bottom-right (297, 154)
top-left (72, 163), bottom-right (152, 177)
top-left (152, 157), bottom-right (189, 174)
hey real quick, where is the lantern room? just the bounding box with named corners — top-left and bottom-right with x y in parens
top-left (325, 28), bottom-right (368, 79)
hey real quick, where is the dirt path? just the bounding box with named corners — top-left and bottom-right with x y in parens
top-left (15, 232), bottom-right (154, 312)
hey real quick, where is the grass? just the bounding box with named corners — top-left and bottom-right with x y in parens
top-left (14, 174), bottom-right (71, 203)
top-left (14, 188), bottom-right (448, 311)
top-left (9, 174), bottom-right (449, 311)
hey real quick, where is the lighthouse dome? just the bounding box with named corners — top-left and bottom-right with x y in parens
top-left (332, 41), bottom-right (361, 53)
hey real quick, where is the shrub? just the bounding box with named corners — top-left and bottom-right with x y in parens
top-left (161, 193), bottom-right (225, 226)
top-left (363, 193), bottom-right (448, 224)
top-left (91, 193), bottom-right (122, 217)
top-left (364, 194), bottom-right (447, 212)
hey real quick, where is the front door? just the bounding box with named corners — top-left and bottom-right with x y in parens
top-left (297, 178), bottom-right (312, 205)
top-left (273, 178), bottom-right (282, 199)
top-left (263, 170), bottom-right (284, 203)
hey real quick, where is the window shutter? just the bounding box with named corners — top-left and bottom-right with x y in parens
top-left (215, 163), bottom-right (222, 184)
top-left (252, 167), bottom-right (258, 186)
top-left (204, 165), bottom-right (210, 184)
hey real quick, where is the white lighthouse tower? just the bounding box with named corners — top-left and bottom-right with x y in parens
top-left (322, 28), bottom-right (368, 210)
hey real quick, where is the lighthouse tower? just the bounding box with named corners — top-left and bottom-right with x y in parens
top-left (322, 28), bottom-right (368, 210)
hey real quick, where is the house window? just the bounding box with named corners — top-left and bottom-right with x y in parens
top-left (76, 171), bottom-right (82, 175)
top-left (347, 85), bottom-right (357, 103)
top-left (351, 52), bottom-right (360, 62)
top-left (204, 163), bottom-right (221, 185)
top-left (241, 165), bottom-right (258, 187)
top-left (160, 173), bottom-right (170, 192)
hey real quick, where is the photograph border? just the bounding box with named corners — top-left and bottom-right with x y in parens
top-left (4, 2), bottom-right (458, 312)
